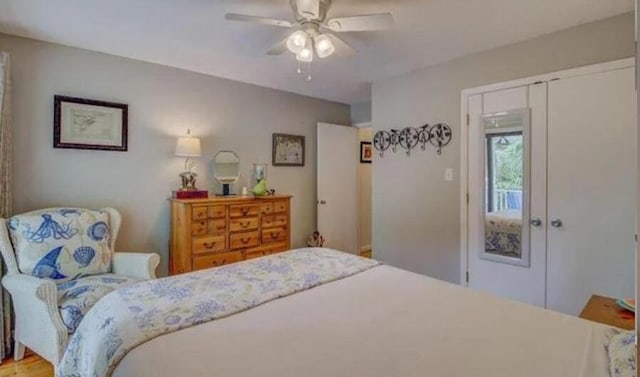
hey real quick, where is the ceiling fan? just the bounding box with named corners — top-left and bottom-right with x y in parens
top-left (225, 0), bottom-right (393, 80)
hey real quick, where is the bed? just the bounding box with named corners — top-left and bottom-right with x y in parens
top-left (57, 248), bottom-right (630, 377)
top-left (485, 209), bottom-right (522, 256)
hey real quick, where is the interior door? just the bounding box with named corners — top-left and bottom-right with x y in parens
top-left (317, 122), bottom-right (358, 253)
top-left (467, 84), bottom-right (548, 307)
top-left (546, 67), bottom-right (637, 315)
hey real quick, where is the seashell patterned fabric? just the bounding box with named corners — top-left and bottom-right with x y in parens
top-left (57, 248), bottom-right (381, 377)
top-left (607, 329), bottom-right (636, 377)
top-left (8, 208), bottom-right (113, 283)
top-left (57, 274), bottom-right (140, 333)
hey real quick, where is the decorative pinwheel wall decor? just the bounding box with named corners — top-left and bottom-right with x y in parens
top-left (373, 123), bottom-right (452, 157)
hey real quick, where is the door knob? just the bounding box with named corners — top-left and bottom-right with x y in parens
top-left (550, 218), bottom-right (563, 228)
top-left (530, 217), bottom-right (542, 227)
top-left (318, 200), bottom-right (327, 205)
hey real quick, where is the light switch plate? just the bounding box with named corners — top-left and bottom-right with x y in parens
top-left (445, 168), bottom-right (454, 181)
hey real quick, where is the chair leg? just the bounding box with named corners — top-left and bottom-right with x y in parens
top-left (13, 340), bottom-right (25, 361)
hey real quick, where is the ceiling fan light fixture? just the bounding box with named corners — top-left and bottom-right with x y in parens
top-left (314, 34), bottom-right (335, 58)
top-left (287, 30), bottom-right (309, 54)
top-left (296, 45), bottom-right (314, 63)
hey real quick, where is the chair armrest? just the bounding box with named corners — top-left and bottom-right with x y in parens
top-left (2, 274), bottom-right (58, 304)
top-left (2, 274), bottom-right (69, 363)
top-left (112, 252), bottom-right (160, 279)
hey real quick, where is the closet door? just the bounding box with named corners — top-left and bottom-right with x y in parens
top-left (547, 67), bottom-right (636, 315)
top-left (467, 84), bottom-right (548, 307)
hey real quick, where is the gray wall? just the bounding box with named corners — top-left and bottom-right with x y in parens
top-left (372, 12), bottom-right (635, 283)
top-left (0, 33), bottom-right (350, 275)
top-left (351, 101), bottom-right (372, 125)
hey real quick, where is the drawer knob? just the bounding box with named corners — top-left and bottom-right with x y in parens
top-left (270, 232), bottom-right (280, 239)
top-left (241, 221), bottom-right (250, 228)
top-left (241, 238), bottom-right (251, 244)
top-left (241, 208), bottom-right (249, 215)
top-left (204, 242), bottom-right (217, 249)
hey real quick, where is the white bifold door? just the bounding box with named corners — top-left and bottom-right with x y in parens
top-left (467, 64), bottom-right (636, 315)
top-left (546, 68), bottom-right (636, 314)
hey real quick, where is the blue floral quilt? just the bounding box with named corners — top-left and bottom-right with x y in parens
top-left (56, 248), bottom-right (380, 377)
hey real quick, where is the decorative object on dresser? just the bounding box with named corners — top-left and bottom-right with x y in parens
top-left (252, 163), bottom-right (268, 186)
top-left (174, 129), bottom-right (203, 193)
top-left (213, 151), bottom-right (240, 196)
top-left (360, 141), bottom-right (372, 163)
top-left (53, 95), bottom-right (128, 151)
top-left (272, 133), bottom-right (305, 166)
top-left (169, 195), bottom-right (292, 274)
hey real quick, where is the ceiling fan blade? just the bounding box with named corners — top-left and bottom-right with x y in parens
top-left (225, 13), bottom-right (293, 28)
top-left (295, 0), bottom-right (320, 20)
top-left (327, 34), bottom-right (356, 55)
top-left (266, 37), bottom-right (290, 56)
top-left (325, 13), bottom-right (393, 32)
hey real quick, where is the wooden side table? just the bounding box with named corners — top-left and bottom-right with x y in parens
top-left (579, 295), bottom-right (634, 330)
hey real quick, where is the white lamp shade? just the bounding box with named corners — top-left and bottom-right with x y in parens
top-left (314, 34), bottom-right (335, 58)
top-left (175, 136), bottom-right (201, 157)
top-left (296, 40), bottom-right (314, 63)
top-left (287, 30), bottom-right (309, 54)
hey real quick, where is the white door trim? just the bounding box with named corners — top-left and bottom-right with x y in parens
top-left (460, 57), bottom-right (635, 287)
top-left (353, 122), bottom-right (372, 128)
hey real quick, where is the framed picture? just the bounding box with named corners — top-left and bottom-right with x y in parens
top-left (272, 133), bottom-right (305, 166)
top-left (360, 141), bottom-right (372, 163)
top-left (54, 95), bottom-right (128, 151)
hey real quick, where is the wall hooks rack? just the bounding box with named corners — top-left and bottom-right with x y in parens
top-left (374, 123), bottom-right (452, 157)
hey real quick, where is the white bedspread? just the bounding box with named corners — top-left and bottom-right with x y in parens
top-left (112, 264), bottom-right (612, 377)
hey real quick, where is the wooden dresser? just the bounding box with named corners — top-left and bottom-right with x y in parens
top-left (169, 195), bottom-right (292, 275)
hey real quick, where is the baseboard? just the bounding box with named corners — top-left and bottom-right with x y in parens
top-left (359, 245), bottom-right (371, 253)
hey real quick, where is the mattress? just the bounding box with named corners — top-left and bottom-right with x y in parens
top-left (112, 264), bottom-right (612, 377)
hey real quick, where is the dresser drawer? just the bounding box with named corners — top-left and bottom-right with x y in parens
top-left (230, 231), bottom-right (260, 249)
top-left (245, 242), bottom-right (288, 260)
top-left (192, 206), bottom-right (209, 221)
top-left (192, 235), bottom-right (227, 255)
top-left (192, 251), bottom-right (243, 271)
top-left (208, 205), bottom-right (227, 219)
top-left (262, 214), bottom-right (287, 228)
top-left (260, 203), bottom-right (274, 215)
top-left (273, 201), bottom-right (288, 213)
top-left (191, 221), bottom-right (208, 236)
top-left (262, 227), bottom-right (287, 244)
top-left (229, 217), bottom-right (259, 232)
top-left (207, 219), bottom-right (227, 234)
top-left (229, 204), bottom-right (259, 218)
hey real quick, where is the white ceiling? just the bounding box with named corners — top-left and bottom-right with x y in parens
top-left (0, 0), bottom-right (633, 104)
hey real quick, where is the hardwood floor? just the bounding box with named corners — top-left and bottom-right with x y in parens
top-left (359, 249), bottom-right (372, 258)
top-left (0, 355), bottom-right (52, 377)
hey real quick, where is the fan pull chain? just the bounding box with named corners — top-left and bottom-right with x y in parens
top-left (307, 62), bottom-right (312, 81)
top-left (297, 60), bottom-right (302, 75)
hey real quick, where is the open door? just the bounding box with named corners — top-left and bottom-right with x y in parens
top-left (317, 122), bottom-right (358, 253)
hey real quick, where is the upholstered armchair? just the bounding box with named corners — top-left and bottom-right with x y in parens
top-left (0, 207), bottom-right (160, 365)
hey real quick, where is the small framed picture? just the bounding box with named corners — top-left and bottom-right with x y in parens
top-left (360, 141), bottom-right (372, 163)
top-left (54, 95), bottom-right (128, 151)
top-left (272, 133), bottom-right (305, 167)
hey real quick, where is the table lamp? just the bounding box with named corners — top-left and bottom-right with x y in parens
top-left (175, 129), bottom-right (201, 191)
